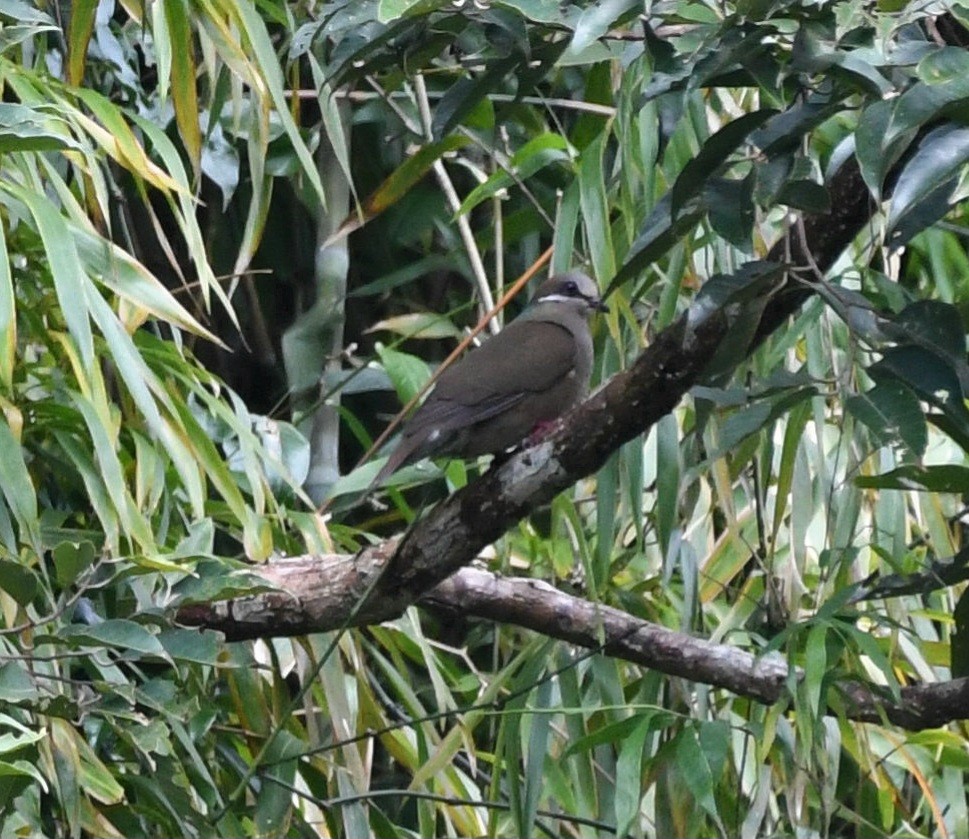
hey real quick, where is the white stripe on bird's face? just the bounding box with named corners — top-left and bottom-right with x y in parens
top-left (535, 293), bottom-right (587, 304)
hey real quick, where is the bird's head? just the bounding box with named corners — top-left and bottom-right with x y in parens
top-left (530, 271), bottom-right (609, 316)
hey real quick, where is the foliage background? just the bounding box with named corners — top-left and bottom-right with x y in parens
top-left (2, 0), bottom-right (969, 836)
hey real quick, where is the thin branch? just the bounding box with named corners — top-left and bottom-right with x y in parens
top-left (292, 87), bottom-right (617, 117)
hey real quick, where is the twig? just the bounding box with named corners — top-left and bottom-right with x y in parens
top-left (413, 72), bottom-right (497, 332)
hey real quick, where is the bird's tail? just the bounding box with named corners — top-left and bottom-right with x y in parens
top-left (368, 431), bottom-right (427, 490)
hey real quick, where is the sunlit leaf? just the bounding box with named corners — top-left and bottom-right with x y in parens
top-left (366, 312), bottom-right (463, 339)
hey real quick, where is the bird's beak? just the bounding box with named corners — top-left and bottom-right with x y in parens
top-left (592, 298), bottom-right (609, 313)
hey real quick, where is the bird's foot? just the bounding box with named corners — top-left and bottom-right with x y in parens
top-left (526, 417), bottom-right (565, 445)
top-left (492, 420), bottom-right (566, 469)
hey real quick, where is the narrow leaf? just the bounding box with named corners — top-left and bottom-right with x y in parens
top-left (164, 0), bottom-right (201, 174)
top-left (0, 416), bottom-right (38, 548)
top-left (672, 109), bottom-right (776, 216)
top-left (66, 0), bottom-right (97, 87)
top-left (0, 221), bottom-right (14, 388)
top-left (4, 184), bottom-right (94, 368)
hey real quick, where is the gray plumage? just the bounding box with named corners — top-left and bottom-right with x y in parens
top-left (373, 271), bottom-right (606, 485)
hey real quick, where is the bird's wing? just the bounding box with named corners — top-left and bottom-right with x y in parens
top-left (372, 320), bottom-right (578, 482)
top-left (420, 319), bottom-right (577, 425)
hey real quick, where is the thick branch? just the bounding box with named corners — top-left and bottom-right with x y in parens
top-left (425, 568), bottom-right (790, 704)
top-left (180, 558), bottom-right (969, 730)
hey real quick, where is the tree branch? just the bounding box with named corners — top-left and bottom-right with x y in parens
top-left (180, 558), bottom-right (969, 730)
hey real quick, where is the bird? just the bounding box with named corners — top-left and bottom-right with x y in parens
top-left (373, 270), bottom-right (607, 485)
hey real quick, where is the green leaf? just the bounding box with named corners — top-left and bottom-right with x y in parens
top-left (365, 135), bottom-right (469, 218)
top-left (169, 395), bottom-right (251, 529)
top-left (856, 465), bottom-right (969, 493)
top-left (376, 344), bottom-right (432, 405)
top-left (367, 312), bottom-right (463, 340)
top-left (0, 419), bottom-right (38, 549)
top-left (157, 629), bottom-right (224, 666)
top-left (310, 56), bottom-right (358, 209)
top-left (675, 722), bottom-right (728, 822)
top-left (672, 109), bottom-right (776, 217)
top-left (128, 113), bottom-right (237, 322)
top-left (66, 0), bottom-right (97, 86)
top-left (887, 124), bottom-right (969, 242)
top-left (872, 345), bottom-right (969, 431)
top-left (846, 379), bottom-right (927, 459)
top-left (614, 716), bottom-right (652, 836)
top-left (74, 732), bottom-right (124, 805)
top-left (0, 0), bottom-right (56, 24)
top-left (58, 619), bottom-right (166, 658)
top-left (432, 56), bottom-right (518, 139)
top-left (561, 708), bottom-right (676, 758)
top-left (0, 662), bottom-right (38, 703)
top-left (171, 558), bottom-right (277, 604)
top-left (49, 719), bottom-right (81, 836)
top-left (52, 430), bottom-right (120, 551)
top-left (890, 300), bottom-right (967, 370)
top-left (164, 0), bottom-right (201, 173)
top-left (579, 132), bottom-right (615, 281)
top-left (917, 46), bottom-right (969, 85)
top-left (751, 94), bottom-right (840, 157)
top-left (656, 414), bottom-right (680, 556)
top-left (0, 558), bottom-right (37, 606)
top-left (72, 88), bottom-right (183, 194)
top-left (522, 679), bottom-right (552, 838)
top-left (255, 730), bottom-right (302, 835)
top-left (952, 588), bottom-right (969, 678)
top-left (232, 2), bottom-right (327, 207)
top-left (0, 221), bottom-right (15, 389)
top-left (0, 760), bottom-right (46, 785)
top-left (457, 134), bottom-right (572, 216)
top-left (705, 176), bottom-right (754, 249)
top-left (0, 103), bottom-right (79, 152)
top-left (692, 261), bottom-right (786, 380)
top-left (857, 100), bottom-right (910, 200)
top-left (611, 193), bottom-right (703, 292)
top-left (564, 0), bottom-right (639, 59)
top-left (776, 179), bottom-right (830, 213)
top-left (52, 540), bottom-right (96, 589)
top-left (70, 392), bottom-right (156, 551)
top-left (804, 622), bottom-right (828, 716)
top-left (377, 0), bottom-right (428, 22)
top-left (3, 183), bottom-right (94, 369)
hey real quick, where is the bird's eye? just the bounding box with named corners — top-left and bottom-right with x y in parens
top-left (564, 280), bottom-right (579, 295)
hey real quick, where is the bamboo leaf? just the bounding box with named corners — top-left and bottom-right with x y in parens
top-left (66, 0), bottom-right (97, 87)
top-left (164, 0), bottom-right (202, 174)
top-left (3, 184), bottom-right (94, 369)
top-left (0, 221), bottom-right (14, 389)
top-left (0, 418), bottom-right (38, 549)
